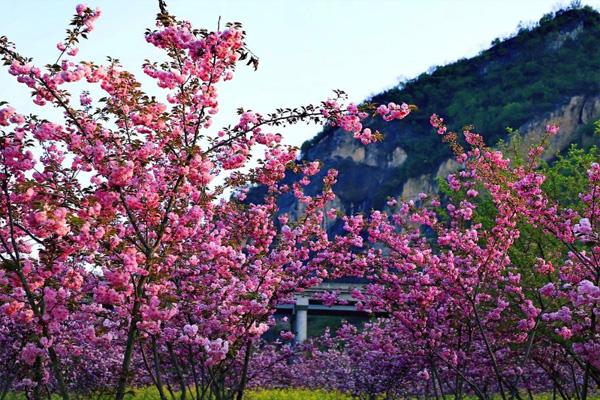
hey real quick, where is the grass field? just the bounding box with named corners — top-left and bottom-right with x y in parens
top-left (245, 389), bottom-right (351, 399)
top-left (5, 388), bottom-right (600, 400)
top-left (129, 388), bottom-right (600, 400)
top-left (126, 387), bottom-right (351, 399)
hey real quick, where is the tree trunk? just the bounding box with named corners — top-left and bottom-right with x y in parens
top-left (115, 296), bottom-right (143, 400)
top-left (235, 342), bottom-right (253, 400)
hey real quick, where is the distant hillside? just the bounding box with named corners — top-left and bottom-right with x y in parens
top-left (250, 5), bottom-right (600, 226)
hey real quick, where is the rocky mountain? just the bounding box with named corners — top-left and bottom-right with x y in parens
top-left (250, 6), bottom-right (600, 225)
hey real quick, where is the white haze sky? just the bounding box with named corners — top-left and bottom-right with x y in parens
top-left (2, 0), bottom-right (600, 149)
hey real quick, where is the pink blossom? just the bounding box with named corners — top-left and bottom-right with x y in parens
top-left (21, 343), bottom-right (42, 366)
top-left (109, 161), bottom-right (134, 186)
top-left (556, 326), bottom-right (573, 340)
top-left (545, 124), bottom-right (560, 136)
top-left (540, 282), bottom-right (555, 297)
top-left (0, 106), bottom-right (16, 126)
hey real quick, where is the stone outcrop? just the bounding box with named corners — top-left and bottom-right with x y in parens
top-left (398, 94), bottom-right (600, 200)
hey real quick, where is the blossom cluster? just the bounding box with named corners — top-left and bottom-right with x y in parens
top-left (0, 3), bottom-right (414, 399)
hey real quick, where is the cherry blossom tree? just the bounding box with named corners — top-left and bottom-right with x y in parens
top-left (4, 2), bottom-right (597, 400)
top-left (253, 122), bottom-right (599, 400)
top-left (0, 2), bottom-right (410, 399)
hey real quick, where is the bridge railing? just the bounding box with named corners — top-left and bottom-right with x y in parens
top-left (275, 282), bottom-right (366, 342)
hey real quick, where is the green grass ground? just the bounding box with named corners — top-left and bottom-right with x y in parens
top-left (5, 388), bottom-right (600, 400)
top-left (246, 388), bottom-right (351, 399)
top-left (126, 387), bottom-right (351, 399)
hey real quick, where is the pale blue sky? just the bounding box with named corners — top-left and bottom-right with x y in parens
top-left (2, 0), bottom-right (599, 148)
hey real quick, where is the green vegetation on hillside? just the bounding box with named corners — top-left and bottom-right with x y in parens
top-left (390, 6), bottom-right (600, 141)
top-left (305, 5), bottom-right (600, 154)
top-left (298, 5), bottom-right (600, 210)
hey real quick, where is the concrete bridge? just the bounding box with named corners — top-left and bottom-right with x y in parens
top-left (276, 281), bottom-right (368, 342)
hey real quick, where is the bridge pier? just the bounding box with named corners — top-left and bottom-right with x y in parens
top-left (294, 297), bottom-right (309, 342)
